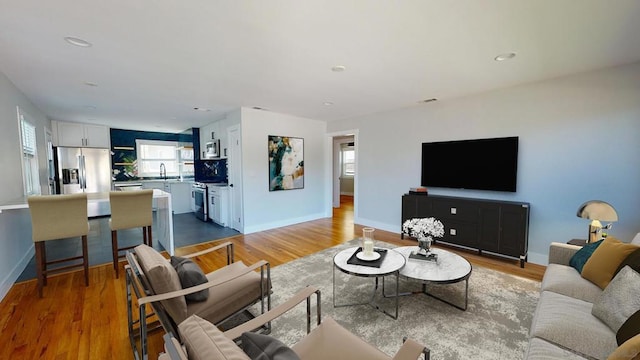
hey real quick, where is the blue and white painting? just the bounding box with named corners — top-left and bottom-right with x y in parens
top-left (268, 135), bottom-right (304, 191)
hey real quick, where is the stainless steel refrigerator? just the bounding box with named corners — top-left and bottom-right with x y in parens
top-left (56, 147), bottom-right (112, 194)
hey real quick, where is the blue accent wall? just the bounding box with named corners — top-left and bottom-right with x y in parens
top-left (110, 128), bottom-right (193, 181)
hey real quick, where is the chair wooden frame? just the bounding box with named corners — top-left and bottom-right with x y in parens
top-left (125, 241), bottom-right (271, 360)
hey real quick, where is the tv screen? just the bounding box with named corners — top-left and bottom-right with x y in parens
top-left (421, 136), bottom-right (519, 192)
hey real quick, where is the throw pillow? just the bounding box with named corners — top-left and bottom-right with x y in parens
top-left (240, 332), bottom-right (300, 360)
top-left (615, 248), bottom-right (640, 277)
top-left (618, 310), bottom-right (640, 346)
top-left (569, 239), bottom-right (604, 273)
top-left (607, 334), bottom-right (640, 360)
top-left (592, 266), bottom-right (640, 333)
top-left (170, 256), bottom-right (209, 302)
top-left (581, 237), bottom-right (639, 289)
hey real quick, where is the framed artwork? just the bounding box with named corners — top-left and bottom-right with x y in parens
top-left (268, 135), bottom-right (304, 191)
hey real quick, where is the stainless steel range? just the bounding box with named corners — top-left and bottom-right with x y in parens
top-left (191, 182), bottom-right (208, 221)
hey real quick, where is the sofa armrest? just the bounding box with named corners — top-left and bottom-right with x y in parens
top-left (548, 242), bottom-right (582, 265)
top-left (392, 338), bottom-right (430, 360)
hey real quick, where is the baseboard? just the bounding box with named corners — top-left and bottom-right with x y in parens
top-left (526, 251), bottom-right (547, 266)
top-left (353, 217), bottom-right (398, 234)
top-left (243, 212), bottom-right (328, 234)
top-left (340, 192), bottom-right (354, 196)
top-left (0, 244), bottom-right (34, 302)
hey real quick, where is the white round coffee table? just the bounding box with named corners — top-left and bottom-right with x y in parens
top-left (394, 246), bottom-right (472, 310)
top-left (333, 246), bottom-right (406, 319)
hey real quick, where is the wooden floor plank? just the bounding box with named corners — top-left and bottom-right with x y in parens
top-left (0, 196), bottom-right (544, 359)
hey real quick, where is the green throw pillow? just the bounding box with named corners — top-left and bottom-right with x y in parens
top-left (569, 239), bottom-right (603, 273)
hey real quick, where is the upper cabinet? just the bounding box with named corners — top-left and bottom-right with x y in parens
top-left (53, 121), bottom-right (110, 148)
top-left (199, 120), bottom-right (228, 159)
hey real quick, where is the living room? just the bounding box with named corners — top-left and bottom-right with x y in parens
top-left (1, 2), bottom-right (640, 359)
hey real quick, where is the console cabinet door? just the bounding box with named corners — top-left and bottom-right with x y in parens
top-left (498, 203), bottom-right (529, 258)
top-left (478, 203), bottom-right (500, 253)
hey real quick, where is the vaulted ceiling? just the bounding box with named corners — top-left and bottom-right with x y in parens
top-left (1, 1), bottom-right (640, 132)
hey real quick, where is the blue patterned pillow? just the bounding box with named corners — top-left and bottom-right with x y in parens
top-left (570, 239), bottom-right (604, 273)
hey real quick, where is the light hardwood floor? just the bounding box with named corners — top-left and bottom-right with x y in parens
top-left (0, 196), bottom-right (545, 359)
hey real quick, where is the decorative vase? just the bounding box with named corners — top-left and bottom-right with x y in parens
top-left (417, 235), bottom-right (432, 255)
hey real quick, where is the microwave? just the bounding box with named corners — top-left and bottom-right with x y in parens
top-left (203, 139), bottom-right (220, 159)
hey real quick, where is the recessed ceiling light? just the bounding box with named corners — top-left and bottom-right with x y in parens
top-left (84, 105), bottom-right (96, 110)
top-left (419, 98), bottom-right (438, 103)
top-left (84, 81), bottom-right (98, 87)
top-left (331, 65), bottom-right (346, 72)
top-left (494, 52), bottom-right (516, 61)
top-left (64, 36), bottom-right (92, 47)
top-left (323, 101), bottom-right (334, 106)
top-left (193, 107), bottom-right (211, 112)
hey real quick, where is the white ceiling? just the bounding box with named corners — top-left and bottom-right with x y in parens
top-left (1, 1), bottom-right (640, 133)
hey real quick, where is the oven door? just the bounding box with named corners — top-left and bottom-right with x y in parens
top-left (191, 185), bottom-right (208, 221)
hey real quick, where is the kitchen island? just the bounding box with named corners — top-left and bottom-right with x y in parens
top-left (0, 189), bottom-right (175, 302)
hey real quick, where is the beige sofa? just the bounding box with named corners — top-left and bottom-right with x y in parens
top-left (525, 234), bottom-right (640, 359)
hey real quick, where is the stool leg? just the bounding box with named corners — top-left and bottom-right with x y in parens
top-left (35, 242), bottom-right (44, 298)
top-left (142, 227), bottom-right (148, 246)
top-left (82, 235), bottom-right (89, 286)
top-left (41, 241), bottom-right (48, 286)
top-left (147, 225), bottom-right (152, 247)
top-left (111, 230), bottom-right (119, 279)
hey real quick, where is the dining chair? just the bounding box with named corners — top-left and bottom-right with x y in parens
top-left (27, 193), bottom-right (90, 298)
top-left (109, 189), bottom-right (154, 278)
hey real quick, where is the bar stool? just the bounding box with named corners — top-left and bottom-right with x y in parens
top-left (109, 189), bottom-right (154, 278)
top-left (27, 193), bottom-right (90, 298)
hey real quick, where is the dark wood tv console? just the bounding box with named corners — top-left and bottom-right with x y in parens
top-left (401, 194), bottom-right (530, 267)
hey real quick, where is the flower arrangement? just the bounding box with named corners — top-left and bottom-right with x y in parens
top-left (402, 217), bottom-right (444, 241)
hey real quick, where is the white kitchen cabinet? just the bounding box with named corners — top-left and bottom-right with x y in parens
top-left (142, 181), bottom-right (192, 214)
top-left (207, 185), bottom-right (229, 226)
top-left (199, 120), bottom-right (229, 159)
top-left (170, 182), bottom-right (192, 214)
top-left (53, 121), bottom-right (110, 148)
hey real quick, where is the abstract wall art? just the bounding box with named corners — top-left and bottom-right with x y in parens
top-left (268, 135), bottom-right (304, 191)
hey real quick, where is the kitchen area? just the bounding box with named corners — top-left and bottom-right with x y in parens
top-left (51, 120), bottom-right (235, 232)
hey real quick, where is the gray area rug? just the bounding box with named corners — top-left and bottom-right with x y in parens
top-left (254, 240), bottom-right (540, 360)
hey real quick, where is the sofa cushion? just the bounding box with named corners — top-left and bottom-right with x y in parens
top-left (607, 334), bottom-right (640, 360)
top-left (592, 266), bottom-right (640, 334)
top-left (171, 256), bottom-right (209, 303)
top-left (615, 248), bottom-right (640, 277)
top-left (582, 237), bottom-right (639, 289)
top-left (569, 240), bottom-right (603, 273)
top-left (541, 264), bottom-right (602, 303)
top-left (186, 261), bottom-right (268, 325)
top-left (618, 310), bottom-right (640, 346)
top-left (135, 244), bottom-right (187, 323)
top-left (241, 332), bottom-right (300, 360)
top-left (178, 314), bottom-right (250, 360)
top-left (530, 291), bottom-right (617, 360)
top-left (524, 337), bottom-right (589, 360)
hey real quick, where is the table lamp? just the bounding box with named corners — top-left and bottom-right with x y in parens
top-left (576, 200), bottom-right (618, 243)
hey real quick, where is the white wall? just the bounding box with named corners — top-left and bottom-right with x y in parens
top-left (327, 62), bottom-right (640, 265)
top-left (0, 71), bottom-right (51, 300)
top-left (240, 107), bottom-right (327, 233)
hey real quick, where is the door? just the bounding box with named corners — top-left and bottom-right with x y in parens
top-left (227, 125), bottom-right (242, 232)
top-left (81, 148), bottom-right (112, 193)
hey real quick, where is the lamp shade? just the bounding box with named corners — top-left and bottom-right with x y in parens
top-left (576, 200), bottom-right (618, 222)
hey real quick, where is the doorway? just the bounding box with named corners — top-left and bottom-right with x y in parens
top-left (326, 130), bottom-right (358, 221)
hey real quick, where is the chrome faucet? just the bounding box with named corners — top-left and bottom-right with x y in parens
top-left (159, 163), bottom-right (167, 180)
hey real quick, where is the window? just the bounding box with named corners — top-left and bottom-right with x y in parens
top-left (19, 112), bottom-right (41, 195)
top-left (341, 143), bottom-right (355, 177)
top-left (136, 139), bottom-right (179, 177)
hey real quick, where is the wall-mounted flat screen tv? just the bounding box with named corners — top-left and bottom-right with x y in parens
top-left (421, 136), bottom-right (519, 192)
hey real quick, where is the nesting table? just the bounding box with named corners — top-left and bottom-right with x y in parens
top-left (393, 246), bottom-right (472, 310)
top-left (332, 246), bottom-right (406, 319)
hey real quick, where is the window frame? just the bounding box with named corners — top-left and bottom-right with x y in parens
top-left (341, 144), bottom-right (355, 178)
top-left (135, 139), bottom-right (180, 178)
top-left (18, 108), bottom-right (41, 196)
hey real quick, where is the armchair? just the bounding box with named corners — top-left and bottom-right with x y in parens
top-left (159, 286), bottom-right (430, 360)
top-left (125, 241), bottom-right (271, 360)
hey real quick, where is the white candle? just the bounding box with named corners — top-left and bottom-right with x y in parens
top-left (363, 239), bottom-right (374, 256)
